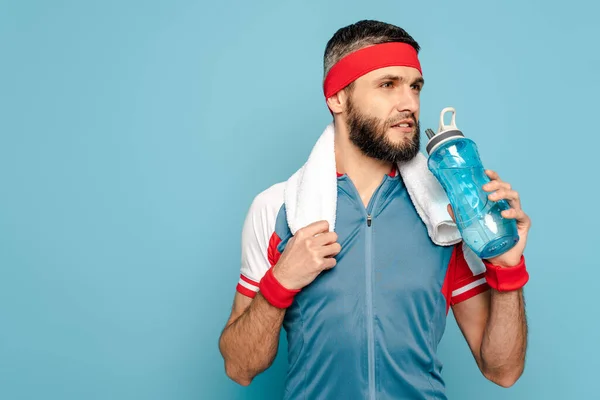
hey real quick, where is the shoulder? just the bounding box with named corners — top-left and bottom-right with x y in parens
top-left (248, 182), bottom-right (285, 215)
top-left (242, 181), bottom-right (287, 241)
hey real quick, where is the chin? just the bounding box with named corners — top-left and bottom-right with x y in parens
top-left (386, 130), bottom-right (415, 142)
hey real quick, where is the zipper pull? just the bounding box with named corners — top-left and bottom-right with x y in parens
top-left (367, 215), bottom-right (372, 227)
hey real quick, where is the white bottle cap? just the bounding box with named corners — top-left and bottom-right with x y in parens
top-left (425, 107), bottom-right (465, 155)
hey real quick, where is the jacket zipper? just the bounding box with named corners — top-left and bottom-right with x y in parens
top-left (365, 184), bottom-right (383, 400)
top-left (365, 214), bottom-right (376, 400)
top-left (344, 175), bottom-right (386, 400)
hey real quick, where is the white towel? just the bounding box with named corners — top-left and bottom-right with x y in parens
top-left (283, 122), bottom-right (461, 246)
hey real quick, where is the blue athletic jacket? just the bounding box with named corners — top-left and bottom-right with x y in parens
top-left (236, 168), bottom-right (489, 399)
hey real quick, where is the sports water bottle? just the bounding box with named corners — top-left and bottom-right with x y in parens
top-left (425, 107), bottom-right (519, 259)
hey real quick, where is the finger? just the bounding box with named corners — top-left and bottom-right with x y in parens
top-left (485, 169), bottom-right (501, 181)
top-left (483, 180), bottom-right (511, 192)
top-left (447, 204), bottom-right (456, 223)
top-left (501, 208), bottom-right (530, 226)
top-left (319, 242), bottom-right (342, 258)
top-left (313, 231), bottom-right (338, 246)
top-left (322, 257), bottom-right (337, 270)
top-left (488, 189), bottom-right (521, 209)
top-left (299, 220), bottom-right (330, 237)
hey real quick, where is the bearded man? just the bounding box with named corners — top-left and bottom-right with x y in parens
top-left (218, 19), bottom-right (531, 400)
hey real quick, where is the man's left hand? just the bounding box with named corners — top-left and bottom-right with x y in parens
top-left (447, 169), bottom-right (532, 267)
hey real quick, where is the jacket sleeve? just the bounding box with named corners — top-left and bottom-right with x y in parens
top-left (448, 242), bottom-right (490, 305)
top-left (236, 183), bottom-right (285, 298)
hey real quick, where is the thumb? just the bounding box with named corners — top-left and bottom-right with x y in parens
top-left (447, 204), bottom-right (456, 223)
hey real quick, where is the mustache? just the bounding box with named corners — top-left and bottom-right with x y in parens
top-left (386, 113), bottom-right (418, 127)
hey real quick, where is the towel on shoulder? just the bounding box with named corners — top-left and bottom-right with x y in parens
top-left (283, 122), bottom-right (461, 246)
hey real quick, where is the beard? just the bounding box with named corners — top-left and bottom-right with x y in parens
top-left (346, 96), bottom-right (421, 164)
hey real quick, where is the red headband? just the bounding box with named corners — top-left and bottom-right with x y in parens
top-left (323, 42), bottom-right (422, 99)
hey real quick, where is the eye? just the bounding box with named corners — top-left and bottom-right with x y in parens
top-left (380, 81), bottom-right (394, 88)
top-left (411, 83), bottom-right (423, 92)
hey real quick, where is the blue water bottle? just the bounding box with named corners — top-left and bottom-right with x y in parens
top-left (425, 107), bottom-right (519, 259)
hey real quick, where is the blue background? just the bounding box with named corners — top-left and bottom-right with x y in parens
top-left (1, 0), bottom-right (597, 399)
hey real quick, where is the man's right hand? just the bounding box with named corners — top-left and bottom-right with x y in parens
top-left (272, 220), bottom-right (341, 290)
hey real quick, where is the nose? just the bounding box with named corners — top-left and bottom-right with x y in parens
top-left (395, 85), bottom-right (420, 117)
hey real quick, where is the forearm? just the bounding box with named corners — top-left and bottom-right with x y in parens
top-left (480, 289), bottom-right (527, 386)
top-left (219, 293), bottom-right (286, 385)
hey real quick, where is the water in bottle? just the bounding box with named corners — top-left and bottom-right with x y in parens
top-left (425, 107), bottom-right (519, 259)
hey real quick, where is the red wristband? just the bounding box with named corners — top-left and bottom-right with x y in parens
top-left (483, 255), bottom-right (529, 292)
top-left (258, 268), bottom-right (301, 309)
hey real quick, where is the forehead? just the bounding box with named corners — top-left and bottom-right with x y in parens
top-left (354, 66), bottom-right (423, 85)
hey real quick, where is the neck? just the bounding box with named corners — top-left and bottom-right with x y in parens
top-left (334, 122), bottom-right (394, 207)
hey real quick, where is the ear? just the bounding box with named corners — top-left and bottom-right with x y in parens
top-left (326, 91), bottom-right (346, 114)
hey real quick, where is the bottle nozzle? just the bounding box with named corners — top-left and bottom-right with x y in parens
top-left (425, 128), bottom-right (436, 139)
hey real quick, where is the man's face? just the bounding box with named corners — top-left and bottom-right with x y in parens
top-left (344, 66), bottom-right (423, 164)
